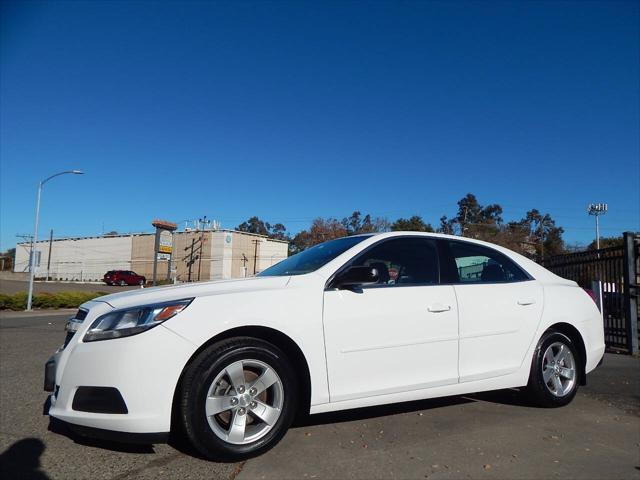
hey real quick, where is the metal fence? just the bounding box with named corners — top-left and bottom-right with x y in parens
top-left (543, 232), bottom-right (639, 354)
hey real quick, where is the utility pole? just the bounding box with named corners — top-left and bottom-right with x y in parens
top-left (252, 239), bottom-right (260, 275)
top-left (587, 203), bottom-right (608, 250)
top-left (186, 238), bottom-right (196, 282)
top-left (46, 229), bottom-right (53, 282)
top-left (183, 234), bottom-right (204, 282)
top-left (241, 253), bottom-right (248, 277)
top-left (197, 233), bottom-right (206, 281)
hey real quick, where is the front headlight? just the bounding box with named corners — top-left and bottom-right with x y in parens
top-left (83, 298), bottom-right (193, 342)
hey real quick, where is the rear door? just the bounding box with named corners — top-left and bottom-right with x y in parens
top-left (323, 237), bottom-right (459, 402)
top-left (442, 240), bottom-right (543, 382)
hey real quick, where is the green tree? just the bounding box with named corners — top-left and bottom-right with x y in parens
top-left (237, 216), bottom-right (271, 236)
top-left (269, 223), bottom-right (289, 241)
top-left (391, 215), bottom-right (434, 232)
top-left (438, 194), bottom-right (566, 260)
top-left (237, 217), bottom-right (291, 243)
top-left (342, 211), bottom-right (390, 235)
top-left (455, 193), bottom-right (503, 239)
top-left (438, 215), bottom-right (455, 235)
top-left (514, 209), bottom-right (565, 259)
top-left (587, 236), bottom-right (623, 250)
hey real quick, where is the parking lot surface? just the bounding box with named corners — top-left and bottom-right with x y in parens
top-left (1, 310), bottom-right (638, 479)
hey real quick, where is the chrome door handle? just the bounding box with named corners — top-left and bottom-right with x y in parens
top-left (517, 298), bottom-right (536, 306)
top-left (428, 304), bottom-right (451, 313)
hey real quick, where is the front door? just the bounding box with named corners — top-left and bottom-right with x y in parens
top-left (323, 237), bottom-right (459, 402)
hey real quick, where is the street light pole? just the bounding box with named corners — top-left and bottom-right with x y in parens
top-left (587, 203), bottom-right (608, 250)
top-left (26, 170), bottom-right (84, 311)
top-left (587, 202), bottom-right (608, 316)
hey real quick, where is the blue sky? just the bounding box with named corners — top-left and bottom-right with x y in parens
top-left (1, 0), bottom-right (638, 250)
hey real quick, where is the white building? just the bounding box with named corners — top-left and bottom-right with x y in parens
top-left (14, 230), bottom-right (289, 282)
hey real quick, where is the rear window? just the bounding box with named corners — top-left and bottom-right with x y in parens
top-left (448, 241), bottom-right (529, 284)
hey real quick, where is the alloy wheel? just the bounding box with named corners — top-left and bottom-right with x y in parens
top-left (541, 341), bottom-right (576, 397)
top-left (205, 359), bottom-right (284, 445)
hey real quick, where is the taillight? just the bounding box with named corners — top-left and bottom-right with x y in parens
top-left (583, 288), bottom-right (598, 306)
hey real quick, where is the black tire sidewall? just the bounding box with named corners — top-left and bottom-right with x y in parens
top-left (528, 331), bottom-right (580, 407)
top-left (181, 338), bottom-right (298, 461)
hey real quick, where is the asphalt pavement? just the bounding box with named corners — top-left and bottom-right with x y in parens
top-left (0, 310), bottom-right (638, 480)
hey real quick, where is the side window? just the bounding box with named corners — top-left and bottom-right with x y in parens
top-left (351, 237), bottom-right (439, 287)
top-left (447, 241), bottom-right (529, 284)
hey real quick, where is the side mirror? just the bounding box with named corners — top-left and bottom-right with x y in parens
top-left (333, 266), bottom-right (379, 289)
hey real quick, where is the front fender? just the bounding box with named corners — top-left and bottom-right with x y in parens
top-left (162, 285), bottom-right (330, 406)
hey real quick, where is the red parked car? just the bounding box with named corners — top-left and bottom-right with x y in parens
top-left (103, 270), bottom-right (146, 286)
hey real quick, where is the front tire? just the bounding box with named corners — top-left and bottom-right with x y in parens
top-left (526, 331), bottom-right (580, 407)
top-left (178, 337), bottom-right (298, 461)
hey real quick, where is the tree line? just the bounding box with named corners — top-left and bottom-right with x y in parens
top-left (236, 193), bottom-right (581, 261)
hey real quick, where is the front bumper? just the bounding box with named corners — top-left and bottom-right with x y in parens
top-left (44, 356), bottom-right (57, 392)
top-left (45, 304), bottom-right (196, 435)
top-left (48, 417), bottom-right (169, 444)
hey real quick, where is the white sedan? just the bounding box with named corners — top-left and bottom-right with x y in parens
top-left (45, 232), bottom-right (605, 460)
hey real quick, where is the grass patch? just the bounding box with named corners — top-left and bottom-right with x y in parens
top-left (0, 291), bottom-right (107, 310)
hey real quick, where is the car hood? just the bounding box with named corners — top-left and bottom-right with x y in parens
top-left (89, 276), bottom-right (291, 310)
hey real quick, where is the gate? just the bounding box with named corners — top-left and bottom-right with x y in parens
top-left (543, 232), bottom-right (639, 354)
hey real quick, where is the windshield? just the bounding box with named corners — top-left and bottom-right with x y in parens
top-left (258, 235), bottom-right (372, 276)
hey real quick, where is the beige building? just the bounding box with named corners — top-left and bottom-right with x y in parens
top-left (14, 230), bottom-right (289, 283)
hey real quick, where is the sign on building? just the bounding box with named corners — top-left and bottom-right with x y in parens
top-left (158, 230), bottom-right (173, 254)
top-left (151, 219), bottom-right (178, 285)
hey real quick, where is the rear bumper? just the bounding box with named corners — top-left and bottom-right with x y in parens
top-left (586, 343), bottom-right (606, 374)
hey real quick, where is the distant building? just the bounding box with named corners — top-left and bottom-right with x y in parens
top-left (14, 230), bottom-right (288, 282)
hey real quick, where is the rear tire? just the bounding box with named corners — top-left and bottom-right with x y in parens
top-left (178, 337), bottom-right (298, 461)
top-left (526, 331), bottom-right (580, 407)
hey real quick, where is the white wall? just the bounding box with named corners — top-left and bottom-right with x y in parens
top-left (209, 231), bottom-right (233, 280)
top-left (15, 236), bottom-right (133, 281)
top-left (13, 231), bottom-right (289, 282)
top-left (257, 239), bottom-right (288, 273)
